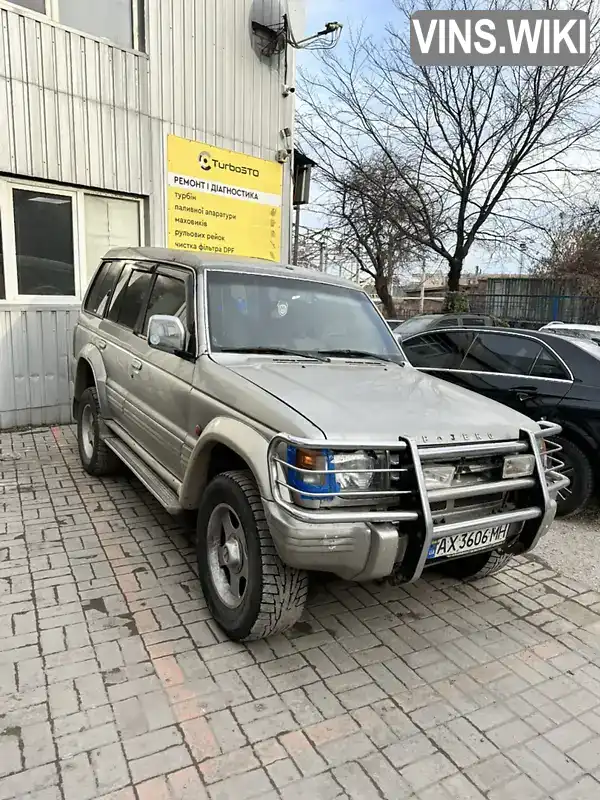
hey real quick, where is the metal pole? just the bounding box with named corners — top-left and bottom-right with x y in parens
top-left (420, 257), bottom-right (426, 313)
top-left (292, 205), bottom-right (301, 265)
top-left (319, 241), bottom-right (325, 272)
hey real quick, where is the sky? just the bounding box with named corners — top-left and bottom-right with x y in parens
top-left (296, 0), bottom-right (532, 278)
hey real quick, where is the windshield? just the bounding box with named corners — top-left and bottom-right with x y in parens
top-left (394, 315), bottom-right (440, 337)
top-left (206, 271), bottom-right (403, 360)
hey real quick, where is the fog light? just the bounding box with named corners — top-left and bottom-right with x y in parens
top-left (503, 454), bottom-right (535, 479)
top-left (423, 465), bottom-right (456, 490)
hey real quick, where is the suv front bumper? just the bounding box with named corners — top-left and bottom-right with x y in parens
top-left (264, 423), bottom-right (567, 583)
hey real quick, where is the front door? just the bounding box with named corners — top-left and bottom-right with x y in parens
top-left (121, 265), bottom-right (196, 480)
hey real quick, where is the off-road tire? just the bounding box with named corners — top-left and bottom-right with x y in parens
top-left (196, 470), bottom-right (309, 641)
top-left (439, 549), bottom-right (512, 580)
top-left (553, 436), bottom-right (594, 518)
top-left (77, 387), bottom-right (120, 477)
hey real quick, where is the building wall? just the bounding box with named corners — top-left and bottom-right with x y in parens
top-left (0, 0), bottom-right (302, 428)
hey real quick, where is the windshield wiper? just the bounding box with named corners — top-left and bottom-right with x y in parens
top-left (220, 347), bottom-right (330, 363)
top-left (317, 349), bottom-right (403, 364)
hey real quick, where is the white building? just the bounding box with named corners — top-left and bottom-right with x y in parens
top-left (0, 0), bottom-right (304, 428)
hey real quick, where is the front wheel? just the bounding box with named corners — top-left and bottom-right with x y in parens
top-left (552, 436), bottom-right (594, 517)
top-left (196, 470), bottom-right (309, 641)
top-left (77, 387), bottom-right (120, 477)
top-left (438, 549), bottom-right (512, 580)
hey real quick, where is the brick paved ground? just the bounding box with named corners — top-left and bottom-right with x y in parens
top-left (3, 427), bottom-right (600, 799)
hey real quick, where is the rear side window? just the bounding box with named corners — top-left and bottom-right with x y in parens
top-left (531, 347), bottom-right (569, 380)
top-left (84, 261), bottom-right (122, 317)
top-left (108, 268), bottom-right (154, 331)
top-left (462, 317), bottom-right (486, 326)
top-left (465, 333), bottom-right (542, 375)
top-left (143, 274), bottom-right (187, 334)
top-left (403, 331), bottom-right (475, 369)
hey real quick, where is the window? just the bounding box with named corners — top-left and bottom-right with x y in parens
top-left (8, 0), bottom-right (45, 11)
top-left (530, 347), bottom-right (569, 380)
top-left (6, 0), bottom-right (143, 51)
top-left (84, 195), bottom-right (141, 283)
top-left (14, 189), bottom-right (75, 296)
top-left (107, 266), bottom-right (153, 330)
top-left (436, 317), bottom-right (459, 327)
top-left (0, 177), bottom-right (143, 303)
top-left (84, 261), bottom-right (123, 317)
top-left (462, 317), bottom-right (486, 326)
top-left (143, 274), bottom-right (187, 334)
top-left (207, 272), bottom-right (401, 359)
top-left (464, 333), bottom-right (542, 375)
top-left (403, 331), bottom-right (475, 370)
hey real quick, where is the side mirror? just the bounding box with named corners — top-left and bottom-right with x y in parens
top-left (147, 315), bottom-right (186, 353)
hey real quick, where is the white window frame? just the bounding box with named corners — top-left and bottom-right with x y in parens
top-left (0, 177), bottom-right (145, 305)
top-left (1, 0), bottom-right (144, 53)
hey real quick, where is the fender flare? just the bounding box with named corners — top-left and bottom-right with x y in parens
top-left (179, 417), bottom-right (273, 510)
top-left (73, 345), bottom-right (109, 417)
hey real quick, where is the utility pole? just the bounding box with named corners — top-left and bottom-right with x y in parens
top-left (319, 240), bottom-right (325, 272)
top-left (518, 242), bottom-right (527, 277)
top-left (292, 205), bottom-right (301, 265)
top-left (419, 255), bottom-right (427, 313)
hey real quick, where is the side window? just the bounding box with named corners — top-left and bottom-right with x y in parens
top-left (464, 333), bottom-right (542, 375)
top-left (436, 317), bottom-right (458, 327)
top-left (84, 261), bottom-right (123, 317)
top-left (530, 347), bottom-right (569, 380)
top-left (462, 317), bottom-right (486, 326)
top-left (403, 331), bottom-right (474, 369)
top-left (143, 273), bottom-right (187, 334)
top-left (107, 266), bottom-right (154, 331)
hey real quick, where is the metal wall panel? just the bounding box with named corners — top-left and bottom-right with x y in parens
top-left (0, 306), bottom-right (79, 429)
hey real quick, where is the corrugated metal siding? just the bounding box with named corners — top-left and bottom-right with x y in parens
top-left (0, 306), bottom-right (78, 429)
top-left (0, 7), bottom-right (150, 194)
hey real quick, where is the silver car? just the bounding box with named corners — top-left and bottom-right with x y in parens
top-left (72, 248), bottom-right (568, 641)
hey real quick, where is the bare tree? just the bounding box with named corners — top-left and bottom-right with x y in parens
top-left (310, 157), bottom-right (421, 315)
top-left (299, 0), bottom-right (600, 307)
top-left (537, 201), bottom-right (600, 293)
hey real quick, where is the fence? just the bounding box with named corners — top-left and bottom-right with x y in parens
top-left (388, 293), bottom-right (600, 328)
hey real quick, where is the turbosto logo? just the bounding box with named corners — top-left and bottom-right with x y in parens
top-left (199, 152), bottom-right (260, 178)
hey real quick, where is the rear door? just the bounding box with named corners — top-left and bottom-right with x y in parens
top-left (122, 264), bottom-right (196, 479)
top-left (459, 332), bottom-right (572, 419)
top-left (98, 260), bottom-right (156, 433)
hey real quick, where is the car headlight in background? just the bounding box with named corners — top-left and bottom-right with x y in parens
top-left (502, 454), bottom-right (536, 479)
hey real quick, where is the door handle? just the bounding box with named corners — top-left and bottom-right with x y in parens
top-left (131, 359), bottom-right (142, 373)
top-left (95, 338), bottom-right (106, 351)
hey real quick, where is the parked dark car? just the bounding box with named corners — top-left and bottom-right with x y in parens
top-left (401, 327), bottom-right (600, 516)
top-left (392, 313), bottom-right (504, 339)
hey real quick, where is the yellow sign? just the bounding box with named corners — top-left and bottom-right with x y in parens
top-left (167, 135), bottom-right (283, 262)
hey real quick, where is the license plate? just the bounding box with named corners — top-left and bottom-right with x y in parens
top-left (427, 523), bottom-right (510, 561)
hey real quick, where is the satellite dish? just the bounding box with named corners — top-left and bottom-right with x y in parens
top-left (250, 0), bottom-right (342, 59)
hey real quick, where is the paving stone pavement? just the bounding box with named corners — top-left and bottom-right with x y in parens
top-left (3, 427), bottom-right (600, 799)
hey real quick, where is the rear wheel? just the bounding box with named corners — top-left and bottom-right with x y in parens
top-left (76, 387), bottom-right (120, 477)
top-left (553, 436), bottom-right (594, 517)
top-left (439, 549), bottom-right (512, 580)
top-left (196, 470), bottom-right (309, 641)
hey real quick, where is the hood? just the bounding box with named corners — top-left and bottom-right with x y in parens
top-left (220, 358), bottom-right (539, 444)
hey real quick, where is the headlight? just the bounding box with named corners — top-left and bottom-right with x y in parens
top-left (503, 454), bottom-right (535, 479)
top-left (332, 451), bottom-right (375, 491)
top-left (422, 465), bottom-right (456, 490)
top-left (286, 447), bottom-right (375, 498)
